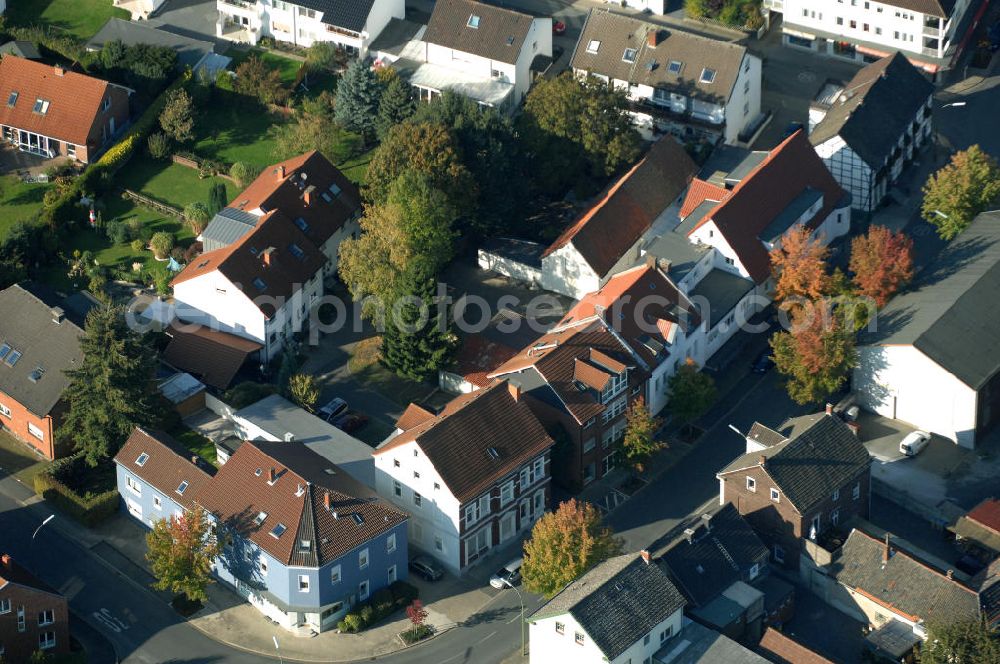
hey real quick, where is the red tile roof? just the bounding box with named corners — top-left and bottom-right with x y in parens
top-left (967, 498), bottom-right (1000, 536)
top-left (758, 627), bottom-right (835, 664)
top-left (376, 382), bottom-right (553, 504)
top-left (163, 323), bottom-right (262, 389)
top-left (450, 332), bottom-right (523, 389)
top-left (542, 137), bottom-right (697, 277)
top-left (395, 403), bottom-right (436, 432)
top-left (680, 179), bottom-right (730, 218)
top-left (685, 131), bottom-right (846, 283)
top-left (0, 56), bottom-right (122, 145)
top-left (113, 428), bottom-right (214, 510)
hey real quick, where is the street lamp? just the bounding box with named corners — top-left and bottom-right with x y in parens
top-left (502, 579), bottom-right (526, 657)
top-left (941, 101), bottom-right (967, 108)
top-left (272, 635), bottom-right (283, 664)
top-left (32, 514), bottom-right (55, 541)
top-left (933, 210), bottom-right (949, 219)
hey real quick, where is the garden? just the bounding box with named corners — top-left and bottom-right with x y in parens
top-left (5, 0), bottom-right (128, 40)
top-left (0, 175), bottom-right (49, 239)
top-left (684, 0), bottom-right (765, 29)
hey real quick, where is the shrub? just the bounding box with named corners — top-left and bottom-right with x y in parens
top-left (104, 221), bottom-right (129, 245)
top-left (338, 613), bottom-right (362, 633)
top-left (126, 218), bottom-right (145, 241)
top-left (372, 588), bottom-right (394, 614)
top-left (33, 453), bottom-right (120, 527)
top-left (183, 202), bottom-right (211, 235)
top-left (131, 239), bottom-right (145, 252)
top-left (148, 132), bottom-right (171, 159)
top-left (198, 159), bottom-right (225, 179)
top-left (139, 226), bottom-right (154, 244)
top-left (229, 161), bottom-right (259, 188)
top-left (223, 381), bottom-right (277, 409)
top-left (150, 232), bottom-right (174, 259)
top-left (359, 604), bottom-right (375, 627)
top-left (170, 247), bottom-right (185, 261)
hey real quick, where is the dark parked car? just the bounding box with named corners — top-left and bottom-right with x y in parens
top-left (752, 351), bottom-right (775, 374)
top-left (332, 412), bottom-right (369, 434)
top-left (409, 555), bottom-right (444, 582)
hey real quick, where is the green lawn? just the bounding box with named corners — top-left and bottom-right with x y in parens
top-left (169, 426), bottom-right (218, 468)
top-left (0, 176), bottom-right (48, 238)
top-left (6, 0), bottom-right (129, 40)
top-left (227, 47), bottom-right (304, 85)
top-left (193, 91), bottom-right (288, 168)
top-left (117, 157), bottom-right (234, 211)
top-left (339, 148), bottom-right (374, 185)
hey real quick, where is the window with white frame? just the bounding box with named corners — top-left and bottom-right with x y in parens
top-left (38, 609), bottom-right (54, 626)
top-left (387, 533), bottom-right (396, 553)
top-left (853, 482), bottom-right (860, 500)
top-left (330, 565), bottom-right (341, 584)
top-left (583, 437), bottom-right (596, 453)
top-left (575, 632), bottom-right (585, 645)
top-left (126, 474), bottom-right (142, 496)
top-left (500, 481), bottom-right (514, 507)
top-left (660, 625), bottom-right (673, 642)
top-left (0, 598), bottom-right (9, 613)
top-left (466, 527), bottom-right (490, 563)
top-left (465, 494), bottom-right (490, 526)
top-left (298, 575), bottom-right (310, 592)
top-left (602, 420), bottom-right (627, 448)
top-left (28, 422), bottom-right (44, 440)
top-left (17, 606), bottom-right (25, 632)
top-left (833, 488), bottom-right (840, 501)
top-left (555, 621), bottom-right (565, 634)
top-left (153, 496), bottom-right (162, 510)
top-left (746, 476), bottom-right (756, 492)
top-left (413, 491), bottom-right (422, 507)
top-left (602, 396), bottom-right (627, 423)
top-left (39, 631), bottom-right (56, 650)
top-left (0, 403), bottom-right (10, 418)
top-left (770, 488), bottom-right (780, 502)
top-left (387, 565), bottom-right (397, 584)
top-left (393, 480), bottom-right (402, 497)
top-left (359, 548), bottom-right (369, 569)
top-left (359, 579), bottom-right (370, 600)
top-left (600, 371), bottom-right (627, 403)
top-left (260, 557), bottom-right (268, 575)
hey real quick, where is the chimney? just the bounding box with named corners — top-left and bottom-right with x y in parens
top-left (684, 527), bottom-right (696, 543)
top-left (261, 246), bottom-right (275, 267)
top-left (191, 455), bottom-right (199, 465)
top-left (333, 510), bottom-right (339, 520)
top-left (303, 184), bottom-right (316, 206)
top-left (883, 533), bottom-right (891, 563)
top-left (947, 569), bottom-right (954, 579)
top-left (640, 550), bottom-right (650, 564)
top-left (658, 258), bottom-right (672, 274)
top-left (277, 165), bottom-right (286, 181)
top-left (847, 421), bottom-right (861, 437)
top-left (1, 553), bottom-right (10, 567)
top-left (284, 432), bottom-right (295, 442)
top-left (508, 381), bottom-right (521, 402)
top-left (51, 307), bottom-right (65, 324)
top-left (54, 65), bottom-right (64, 77)
top-left (647, 29), bottom-right (660, 48)
top-left (645, 253), bottom-right (657, 268)
top-left (825, 403), bottom-right (834, 416)
top-left (758, 454), bottom-right (767, 467)
top-left (324, 491), bottom-right (331, 510)
top-left (268, 467), bottom-right (276, 484)
top-left (701, 513), bottom-right (712, 531)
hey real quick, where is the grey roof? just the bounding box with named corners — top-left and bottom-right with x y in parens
top-left (662, 504), bottom-right (770, 607)
top-left (809, 53), bottom-right (933, 169)
top-left (0, 283), bottom-right (84, 417)
top-left (201, 207), bottom-right (260, 252)
top-left (832, 528), bottom-right (982, 624)
top-left (673, 200), bottom-right (717, 236)
top-left (369, 17), bottom-right (424, 56)
top-left (0, 40), bottom-right (42, 59)
top-left (158, 372), bottom-right (204, 404)
top-left (572, 9), bottom-right (748, 106)
top-left (746, 422), bottom-right (785, 448)
top-left (689, 268), bottom-right (755, 329)
top-left (644, 231), bottom-right (711, 282)
top-left (719, 414), bottom-right (871, 513)
top-left (690, 581), bottom-right (763, 630)
top-left (866, 620), bottom-right (922, 658)
top-left (234, 394), bottom-right (375, 488)
top-left (654, 618), bottom-right (770, 664)
top-left (481, 237), bottom-right (545, 269)
top-left (861, 210), bottom-right (1000, 389)
top-left (761, 187), bottom-right (824, 243)
top-left (87, 18), bottom-right (214, 69)
top-left (296, 0), bottom-right (376, 32)
top-left (723, 151), bottom-right (768, 185)
top-left (888, 0), bottom-right (956, 18)
top-left (531, 553), bottom-right (687, 660)
top-left (424, 0), bottom-right (536, 66)
top-left (698, 144), bottom-right (754, 185)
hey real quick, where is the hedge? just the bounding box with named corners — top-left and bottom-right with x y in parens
top-left (33, 453), bottom-right (120, 527)
top-left (338, 580), bottom-right (419, 633)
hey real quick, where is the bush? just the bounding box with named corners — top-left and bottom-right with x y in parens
top-left (338, 613), bottom-right (363, 633)
top-left (359, 604), bottom-right (375, 626)
top-left (33, 454), bottom-right (120, 527)
top-left (372, 588), bottom-right (394, 614)
top-left (131, 239), bottom-right (145, 252)
top-left (229, 161), bottom-right (259, 188)
top-left (148, 132), bottom-right (171, 159)
top-left (184, 202), bottom-right (211, 235)
top-left (198, 159), bottom-right (225, 179)
top-left (150, 232), bottom-right (174, 259)
top-left (223, 382), bottom-right (277, 409)
top-left (401, 624), bottom-right (433, 644)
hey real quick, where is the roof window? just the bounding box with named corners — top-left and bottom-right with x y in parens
top-left (270, 523), bottom-right (287, 538)
top-left (700, 68), bottom-right (717, 84)
top-left (4, 350), bottom-right (21, 367)
top-left (487, 447), bottom-right (500, 460)
top-left (136, 453), bottom-right (149, 466)
top-left (294, 217), bottom-right (309, 232)
top-left (28, 367), bottom-right (44, 383)
top-left (0, 344), bottom-right (10, 361)
top-left (33, 98), bottom-right (50, 114)
top-left (299, 539), bottom-right (311, 551)
top-left (6, 91), bottom-right (17, 107)
top-left (467, 14), bottom-right (480, 28)
top-left (352, 513), bottom-right (364, 525)
top-left (586, 40), bottom-right (601, 54)
top-left (176, 481), bottom-right (189, 495)
top-left (622, 48), bottom-right (637, 63)
top-left (252, 277), bottom-right (267, 291)
top-left (668, 60), bottom-right (683, 74)
top-left (254, 511), bottom-right (267, 525)
top-left (288, 243), bottom-right (305, 260)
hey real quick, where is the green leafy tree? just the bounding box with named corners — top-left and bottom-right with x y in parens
top-left (334, 59), bottom-right (382, 145)
top-left (271, 103), bottom-right (363, 166)
top-left (207, 183), bottom-right (228, 217)
top-left (522, 499), bottom-right (623, 598)
top-left (276, 348), bottom-right (300, 395)
top-left (229, 161), bottom-right (259, 188)
top-left (306, 41), bottom-right (339, 72)
top-left (922, 145), bottom-right (1000, 240)
top-left (621, 397), bottom-right (663, 472)
top-left (666, 359), bottom-right (717, 434)
top-left (918, 619), bottom-right (1000, 663)
top-left (287, 373), bottom-right (319, 412)
top-left (381, 278), bottom-right (456, 381)
top-left (147, 132), bottom-right (171, 159)
top-left (771, 300), bottom-right (857, 404)
top-left (146, 504), bottom-right (221, 603)
top-left (59, 306), bottom-right (160, 465)
top-left (184, 202), bottom-right (211, 235)
top-left (234, 55), bottom-right (289, 106)
top-left (375, 75), bottom-right (416, 141)
top-left (150, 232), bottom-right (174, 259)
top-left (159, 88), bottom-right (195, 143)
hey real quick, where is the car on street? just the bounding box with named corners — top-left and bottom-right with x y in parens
top-left (409, 555), bottom-right (444, 582)
top-left (899, 430), bottom-right (931, 457)
top-left (553, 20), bottom-right (566, 35)
top-left (318, 397), bottom-right (348, 422)
top-left (751, 351), bottom-right (775, 374)
top-left (332, 412), bottom-right (369, 434)
top-left (489, 557), bottom-right (523, 589)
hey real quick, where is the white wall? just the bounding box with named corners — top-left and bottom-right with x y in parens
top-left (513, 19), bottom-right (553, 104)
top-left (173, 271), bottom-right (268, 348)
top-left (530, 607), bottom-right (683, 664)
top-left (363, 0), bottom-right (406, 56)
top-left (477, 248), bottom-right (543, 286)
top-left (723, 54), bottom-right (763, 144)
top-left (540, 244), bottom-right (601, 299)
top-left (688, 220), bottom-right (750, 279)
top-left (426, 42), bottom-right (516, 84)
top-left (854, 345), bottom-right (978, 448)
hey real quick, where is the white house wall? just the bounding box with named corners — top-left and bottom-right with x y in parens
top-left (477, 248), bottom-right (543, 285)
top-left (425, 42), bottom-right (517, 87)
top-left (688, 220), bottom-right (751, 279)
top-left (723, 53), bottom-right (763, 144)
top-left (529, 607), bottom-right (683, 664)
top-left (854, 345), bottom-right (978, 448)
top-left (363, 0), bottom-right (405, 56)
top-left (173, 272), bottom-right (268, 348)
top-left (513, 19), bottom-right (552, 104)
top-left (540, 244), bottom-right (601, 299)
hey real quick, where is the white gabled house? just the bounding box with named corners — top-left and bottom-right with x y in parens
top-left (216, 0), bottom-right (404, 56)
top-left (373, 381), bottom-right (553, 575)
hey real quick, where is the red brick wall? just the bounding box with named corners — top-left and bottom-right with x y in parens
top-left (0, 581), bottom-right (70, 661)
top-left (83, 84), bottom-right (130, 164)
top-left (0, 390), bottom-right (56, 459)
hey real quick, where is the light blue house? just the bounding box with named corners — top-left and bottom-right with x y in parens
top-left (114, 429), bottom-right (409, 633)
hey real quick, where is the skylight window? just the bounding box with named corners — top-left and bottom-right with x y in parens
top-left (0, 344), bottom-right (10, 361)
top-left (586, 40), bottom-right (601, 54)
top-left (487, 447), bottom-right (500, 460)
top-left (288, 243), bottom-right (305, 260)
top-left (6, 91), bottom-right (17, 107)
top-left (32, 98), bottom-right (49, 114)
top-left (668, 60), bottom-right (683, 74)
top-left (252, 277), bottom-right (267, 291)
top-left (294, 217), bottom-right (309, 232)
top-left (299, 539), bottom-right (311, 551)
top-left (622, 48), bottom-right (637, 63)
top-left (28, 367), bottom-right (44, 383)
top-left (321, 191), bottom-right (333, 203)
top-left (352, 513), bottom-right (364, 525)
top-left (700, 68), bottom-right (717, 84)
top-left (270, 523), bottom-right (287, 538)
top-left (5, 350), bottom-right (21, 367)
top-left (136, 453), bottom-right (149, 466)
top-left (254, 511), bottom-right (267, 525)
top-left (328, 183), bottom-right (342, 197)
top-left (176, 481), bottom-right (189, 495)
top-left (467, 14), bottom-right (480, 28)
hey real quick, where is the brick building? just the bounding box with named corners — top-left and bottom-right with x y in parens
top-left (0, 553), bottom-right (70, 661)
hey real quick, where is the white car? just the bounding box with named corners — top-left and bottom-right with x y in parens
top-left (317, 397), bottom-right (348, 422)
top-left (899, 431), bottom-right (931, 457)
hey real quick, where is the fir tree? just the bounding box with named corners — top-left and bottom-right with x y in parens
top-left (381, 278), bottom-right (455, 381)
top-left (207, 183), bottom-right (228, 217)
top-left (375, 76), bottom-right (415, 141)
top-left (334, 59), bottom-right (382, 145)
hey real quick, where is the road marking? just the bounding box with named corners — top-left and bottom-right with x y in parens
top-left (505, 613), bottom-right (522, 625)
top-left (476, 631), bottom-right (497, 645)
top-left (439, 653), bottom-right (463, 664)
top-left (92, 608), bottom-right (129, 634)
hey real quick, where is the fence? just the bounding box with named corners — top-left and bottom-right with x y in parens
top-left (122, 188), bottom-right (185, 220)
top-left (170, 153), bottom-right (237, 183)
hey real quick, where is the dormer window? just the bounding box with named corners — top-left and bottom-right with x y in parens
top-left (102, 97), bottom-right (111, 112)
top-left (135, 453), bottom-right (149, 466)
top-left (288, 243), bottom-right (305, 260)
top-left (622, 48), bottom-right (637, 63)
top-left (467, 14), bottom-right (480, 28)
top-left (299, 539), bottom-right (311, 551)
top-left (586, 40), bottom-right (601, 54)
top-left (700, 68), bottom-right (717, 84)
top-left (293, 217), bottom-right (309, 232)
top-left (33, 98), bottom-right (50, 114)
top-left (254, 511), bottom-right (267, 525)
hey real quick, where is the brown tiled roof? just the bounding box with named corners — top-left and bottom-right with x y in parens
top-left (424, 0), bottom-right (535, 66)
top-left (490, 320), bottom-right (644, 424)
top-left (680, 178), bottom-right (730, 218)
top-left (199, 440), bottom-right (406, 566)
top-left (758, 627), bottom-right (835, 664)
top-left (395, 403), bottom-right (436, 432)
top-left (0, 56), bottom-right (120, 145)
top-left (376, 381), bottom-right (553, 504)
top-left (574, 357), bottom-right (612, 390)
top-left (113, 428), bottom-right (214, 510)
top-left (889, 0), bottom-right (955, 18)
top-left (172, 209), bottom-right (325, 318)
top-left (543, 137), bottom-right (697, 278)
top-left (571, 9), bottom-right (749, 105)
top-left (162, 323), bottom-right (262, 389)
top-left (967, 498), bottom-right (1000, 534)
top-left (687, 131), bottom-right (846, 284)
top-left (746, 422), bottom-right (786, 448)
top-left (0, 553), bottom-right (63, 598)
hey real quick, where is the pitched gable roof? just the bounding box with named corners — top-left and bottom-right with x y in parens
top-left (809, 52), bottom-right (933, 168)
top-left (685, 131), bottom-right (847, 283)
top-left (889, 0), bottom-right (956, 18)
top-left (113, 428), bottom-right (214, 510)
top-left (199, 440), bottom-right (406, 566)
top-left (758, 627), bottom-right (835, 664)
top-left (394, 402), bottom-right (436, 432)
top-left (424, 0), bottom-right (535, 65)
top-left (531, 553), bottom-right (686, 660)
top-left (0, 283), bottom-right (84, 417)
top-left (162, 323), bottom-right (262, 389)
top-left (951, 498), bottom-right (1000, 553)
top-left (0, 55), bottom-right (121, 146)
top-left (0, 553), bottom-right (64, 599)
top-left (860, 210), bottom-right (1000, 389)
top-left (295, 0), bottom-right (377, 32)
top-left (377, 381), bottom-right (553, 503)
top-left (680, 178), bottom-right (730, 218)
top-left (833, 529), bottom-right (981, 624)
top-left (719, 414), bottom-right (870, 513)
top-left (543, 137), bottom-right (697, 278)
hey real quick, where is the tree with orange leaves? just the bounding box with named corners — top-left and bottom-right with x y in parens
top-left (849, 225), bottom-right (914, 308)
top-left (769, 225), bottom-right (831, 303)
top-left (770, 300), bottom-right (857, 405)
top-left (146, 504), bottom-right (220, 603)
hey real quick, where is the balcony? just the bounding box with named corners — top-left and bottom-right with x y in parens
top-left (220, 0), bottom-right (254, 9)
